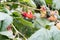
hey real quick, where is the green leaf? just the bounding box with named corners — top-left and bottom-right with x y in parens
top-left (27, 0), bottom-right (36, 8)
top-left (34, 17), bottom-right (50, 28)
top-left (0, 8), bottom-right (7, 13)
top-left (13, 17), bottom-right (38, 38)
top-left (33, 0), bottom-right (46, 6)
top-left (19, 0), bottom-right (36, 8)
top-left (7, 0), bottom-right (18, 2)
top-left (50, 26), bottom-right (60, 40)
top-left (0, 12), bottom-right (13, 31)
top-left (12, 12), bottom-right (21, 17)
top-left (13, 38), bottom-right (22, 40)
top-left (16, 17), bottom-right (34, 27)
top-left (23, 0), bottom-right (29, 2)
top-left (0, 34), bottom-right (10, 40)
top-left (28, 28), bottom-right (52, 40)
top-left (52, 0), bottom-right (60, 9)
top-left (0, 30), bottom-right (14, 39)
top-left (45, 0), bottom-right (52, 5)
top-left (12, 4), bottom-right (18, 9)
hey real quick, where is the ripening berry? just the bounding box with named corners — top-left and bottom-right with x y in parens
top-left (26, 11), bottom-right (33, 19)
top-left (50, 11), bottom-right (55, 16)
top-left (22, 11), bottom-right (33, 19)
top-left (56, 22), bottom-right (60, 30)
top-left (7, 25), bottom-right (12, 31)
top-left (48, 16), bottom-right (57, 21)
top-left (22, 12), bottom-right (27, 17)
top-left (40, 6), bottom-right (46, 18)
top-left (50, 10), bottom-right (58, 16)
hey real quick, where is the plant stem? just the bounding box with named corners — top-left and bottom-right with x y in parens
top-left (1, 2), bottom-right (41, 11)
top-left (11, 24), bottom-right (27, 40)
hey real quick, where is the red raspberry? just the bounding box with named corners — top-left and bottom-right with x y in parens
top-left (26, 12), bottom-right (33, 19)
top-left (22, 12), bottom-right (27, 17)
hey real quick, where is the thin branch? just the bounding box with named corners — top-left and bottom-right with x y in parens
top-left (11, 24), bottom-right (27, 40)
top-left (1, 2), bottom-right (41, 11)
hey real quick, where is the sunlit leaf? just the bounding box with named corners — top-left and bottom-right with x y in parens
top-left (0, 12), bottom-right (13, 31)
